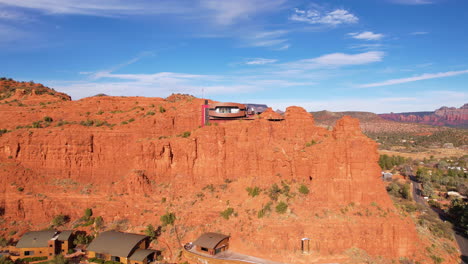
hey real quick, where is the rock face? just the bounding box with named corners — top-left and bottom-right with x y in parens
top-left (379, 104), bottom-right (468, 128)
top-left (0, 84), bottom-right (425, 262)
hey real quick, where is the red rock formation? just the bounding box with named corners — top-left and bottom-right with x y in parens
top-left (0, 82), bottom-right (442, 263)
top-left (379, 104), bottom-right (468, 128)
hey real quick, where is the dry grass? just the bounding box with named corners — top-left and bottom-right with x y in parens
top-left (378, 148), bottom-right (467, 160)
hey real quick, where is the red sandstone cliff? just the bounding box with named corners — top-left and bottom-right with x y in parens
top-left (0, 84), bottom-right (454, 263)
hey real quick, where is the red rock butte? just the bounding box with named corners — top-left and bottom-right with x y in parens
top-left (0, 88), bottom-right (423, 263)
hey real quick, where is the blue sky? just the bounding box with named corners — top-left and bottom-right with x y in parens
top-left (0, 0), bottom-right (467, 113)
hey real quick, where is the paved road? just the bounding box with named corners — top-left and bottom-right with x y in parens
top-left (410, 177), bottom-right (468, 264)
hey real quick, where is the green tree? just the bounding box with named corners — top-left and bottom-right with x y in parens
top-left (144, 224), bottom-right (157, 240)
top-left (73, 233), bottom-right (94, 246)
top-left (448, 199), bottom-right (468, 236)
top-left (0, 256), bottom-right (14, 264)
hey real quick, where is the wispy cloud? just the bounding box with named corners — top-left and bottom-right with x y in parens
top-left (348, 43), bottom-right (384, 51)
top-left (348, 31), bottom-right (384, 41)
top-left (244, 58), bottom-right (278, 65)
top-left (81, 51), bottom-right (154, 79)
top-left (244, 30), bottom-right (290, 49)
top-left (410, 31), bottom-right (429, 35)
top-left (283, 51), bottom-right (384, 69)
top-left (389, 0), bottom-right (433, 4)
top-left (0, 10), bottom-right (31, 21)
top-left (290, 7), bottom-right (358, 26)
top-left (0, 0), bottom-right (287, 26)
top-left (0, 23), bottom-right (25, 44)
top-left (360, 69), bottom-right (468, 88)
top-left (199, 0), bottom-right (287, 25)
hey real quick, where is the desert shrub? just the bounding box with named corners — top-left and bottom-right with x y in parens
top-left (52, 214), bottom-right (69, 227)
top-left (246, 187), bottom-right (261, 197)
top-left (49, 254), bottom-right (68, 264)
top-left (88, 258), bottom-right (104, 264)
top-left (298, 184), bottom-right (309, 195)
top-left (43, 116), bottom-right (53, 122)
top-left (275, 201), bottom-right (288, 214)
top-left (160, 212), bottom-right (176, 226)
top-left (17, 187), bottom-right (24, 192)
top-left (96, 110), bottom-right (104, 115)
top-left (220, 208), bottom-right (234, 220)
top-left (80, 120), bottom-right (94, 127)
top-left (181, 131), bottom-right (191, 138)
top-left (0, 237), bottom-right (8, 247)
top-left (257, 202), bottom-right (273, 218)
top-left (0, 129), bottom-right (8, 136)
top-left (146, 111), bottom-right (155, 116)
top-left (32, 121), bottom-right (42, 128)
top-left (159, 106), bottom-right (166, 113)
top-left (128, 118), bottom-right (135, 123)
top-left (430, 255), bottom-right (444, 264)
top-left (84, 208), bottom-right (93, 219)
top-left (305, 140), bottom-right (316, 147)
top-left (268, 184), bottom-right (281, 201)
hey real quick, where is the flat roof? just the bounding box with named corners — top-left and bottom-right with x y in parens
top-left (16, 230), bottom-right (57, 248)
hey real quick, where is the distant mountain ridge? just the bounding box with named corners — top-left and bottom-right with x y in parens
top-left (310, 110), bottom-right (441, 133)
top-left (379, 104), bottom-right (468, 128)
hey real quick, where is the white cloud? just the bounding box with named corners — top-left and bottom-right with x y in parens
top-left (264, 91), bottom-right (467, 113)
top-left (348, 31), bottom-right (384, 41)
top-left (284, 51), bottom-right (384, 69)
top-left (245, 58), bottom-right (278, 65)
top-left (290, 8), bottom-right (358, 26)
top-left (360, 69), bottom-right (468, 88)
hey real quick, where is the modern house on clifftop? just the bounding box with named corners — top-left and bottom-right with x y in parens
top-left (201, 100), bottom-right (278, 126)
top-left (86, 231), bottom-right (158, 264)
top-left (14, 230), bottom-right (74, 259)
top-left (192, 232), bottom-right (230, 255)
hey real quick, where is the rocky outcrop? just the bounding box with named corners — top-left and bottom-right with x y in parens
top-left (0, 92), bottom-right (427, 262)
top-left (379, 104), bottom-right (468, 128)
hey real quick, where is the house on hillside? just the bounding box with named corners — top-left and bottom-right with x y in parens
top-left (14, 230), bottom-right (75, 259)
top-left (382, 172), bottom-right (393, 181)
top-left (86, 231), bottom-right (158, 264)
top-left (192, 232), bottom-right (230, 255)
